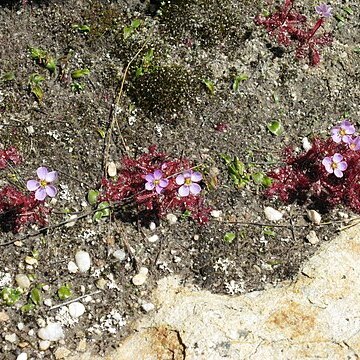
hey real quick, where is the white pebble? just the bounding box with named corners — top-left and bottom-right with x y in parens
top-left (166, 213), bottom-right (178, 224)
top-left (44, 299), bottom-right (52, 307)
top-left (141, 303), bottom-right (155, 312)
top-left (39, 340), bottom-right (51, 351)
top-left (210, 210), bottom-right (222, 218)
top-left (17, 323), bottom-right (24, 331)
top-left (107, 161), bottom-right (117, 177)
top-left (5, 333), bottom-right (17, 343)
top-left (68, 261), bottom-right (79, 273)
top-left (306, 230), bottom-right (320, 245)
top-left (16, 353), bottom-right (28, 360)
top-left (149, 222), bottom-right (156, 231)
top-left (15, 274), bottom-right (31, 289)
top-left (68, 302), bottom-right (85, 318)
top-left (37, 322), bottom-right (64, 342)
top-left (264, 207), bottom-right (283, 222)
top-left (147, 234), bottom-right (159, 243)
top-left (132, 267), bottom-right (148, 286)
top-left (302, 137), bottom-right (312, 151)
top-left (307, 210), bottom-right (321, 225)
top-left (113, 250), bottom-right (126, 261)
top-left (75, 251), bottom-right (91, 272)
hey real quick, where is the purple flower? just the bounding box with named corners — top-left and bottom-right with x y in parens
top-left (322, 153), bottom-right (347, 178)
top-left (27, 166), bottom-right (58, 201)
top-left (348, 136), bottom-right (360, 151)
top-left (145, 169), bottom-right (169, 194)
top-left (331, 120), bottom-right (355, 144)
top-left (176, 170), bottom-right (202, 197)
top-left (315, 4), bottom-right (332, 18)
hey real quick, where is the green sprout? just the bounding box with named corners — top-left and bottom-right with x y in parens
top-left (29, 47), bottom-right (57, 73)
top-left (221, 154), bottom-right (250, 188)
top-left (232, 74), bottom-right (248, 92)
top-left (58, 284), bottom-right (72, 300)
top-left (223, 232), bottom-right (236, 244)
top-left (202, 79), bottom-right (215, 95)
top-left (123, 19), bottom-right (141, 40)
top-left (72, 24), bottom-right (91, 33)
top-left (28, 73), bottom-right (45, 102)
top-left (267, 120), bottom-right (284, 136)
top-left (0, 287), bottom-right (22, 306)
top-left (1, 71), bottom-right (15, 82)
top-left (87, 189), bottom-right (100, 206)
top-left (135, 48), bottom-right (154, 77)
top-left (71, 81), bottom-right (85, 93)
top-left (93, 201), bottom-right (111, 222)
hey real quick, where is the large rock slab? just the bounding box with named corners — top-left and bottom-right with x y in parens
top-left (71, 225), bottom-right (360, 359)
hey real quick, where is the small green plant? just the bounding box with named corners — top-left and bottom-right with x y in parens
top-left (135, 49), bottom-right (154, 77)
top-left (71, 68), bottom-right (90, 79)
top-left (70, 81), bottom-right (85, 93)
top-left (223, 232), bottom-right (236, 244)
top-left (29, 47), bottom-right (57, 72)
top-left (267, 120), bottom-right (284, 136)
top-left (57, 284), bottom-right (72, 300)
top-left (202, 79), bottom-right (215, 95)
top-left (72, 24), bottom-right (91, 33)
top-left (20, 285), bottom-right (43, 312)
top-left (1, 71), bottom-right (15, 82)
top-left (93, 201), bottom-right (111, 222)
top-left (263, 226), bottom-right (276, 237)
top-left (28, 73), bottom-right (45, 102)
top-left (0, 287), bottom-right (22, 306)
top-left (123, 19), bottom-right (141, 40)
top-left (221, 154), bottom-right (250, 188)
top-left (232, 74), bottom-right (248, 92)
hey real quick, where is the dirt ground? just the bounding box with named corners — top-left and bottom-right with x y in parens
top-left (0, 0), bottom-right (359, 358)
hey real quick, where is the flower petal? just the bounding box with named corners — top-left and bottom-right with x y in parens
top-left (191, 171), bottom-right (202, 182)
top-left (176, 174), bottom-right (185, 185)
top-left (145, 182), bottom-right (155, 190)
top-left (45, 185), bottom-right (57, 197)
top-left (331, 134), bottom-right (342, 143)
top-left (45, 171), bottom-right (58, 183)
top-left (153, 169), bottom-right (163, 180)
top-left (334, 169), bottom-right (343, 178)
top-left (337, 161), bottom-right (347, 171)
top-left (27, 180), bottom-right (40, 191)
top-left (178, 185), bottom-right (190, 197)
top-left (145, 174), bottom-right (155, 182)
top-left (189, 183), bottom-right (201, 195)
top-left (155, 185), bottom-right (164, 194)
top-left (159, 179), bottom-right (169, 188)
top-left (333, 153), bottom-right (343, 163)
top-left (37, 167), bottom-right (48, 180)
top-left (322, 157), bottom-right (333, 173)
top-left (35, 188), bottom-right (47, 201)
top-left (182, 170), bottom-right (192, 179)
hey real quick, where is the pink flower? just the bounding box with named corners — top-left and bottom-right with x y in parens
top-left (348, 136), bottom-right (360, 151)
top-left (145, 169), bottom-right (169, 194)
top-left (322, 153), bottom-right (347, 178)
top-left (27, 167), bottom-right (58, 201)
top-left (331, 120), bottom-right (355, 144)
top-left (176, 170), bottom-right (202, 197)
top-left (315, 4), bottom-right (332, 18)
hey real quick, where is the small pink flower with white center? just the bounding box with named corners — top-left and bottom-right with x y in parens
top-left (145, 169), bottom-right (169, 194)
top-left (27, 167), bottom-right (58, 201)
top-left (322, 153), bottom-right (347, 178)
top-left (176, 170), bottom-right (202, 197)
top-left (331, 120), bottom-right (355, 144)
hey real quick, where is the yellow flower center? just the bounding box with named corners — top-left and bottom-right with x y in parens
top-left (340, 129), bottom-right (346, 136)
top-left (40, 179), bottom-right (47, 187)
top-left (185, 178), bottom-right (192, 185)
top-left (331, 162), bottom-right (338, 170)
top-left (154, 179), bottom-right (160, 186)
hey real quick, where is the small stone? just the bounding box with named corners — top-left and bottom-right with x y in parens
top-left (264, 207), bottom-right (283, 222)
top-left (68, 302), bottom-right (85, 318)
top-left (113, 250), bottom-right (126, 261)
top-left (38, 322), bottom-right (64, 342)
top-left (193, 234), bottom-right (199, 241)
top-left (338, 211), bottom-right (349, 219)
top-left (54, 346), bottom-right (71, 359)
top-left (107, 162), bottom-right (117, 177)
top-left (42, 285), bottom-right (50, 291)
top-left (5, 333), bottom-right (17, 343)
top-left (76, 338), bottom-right (87, 352)
top-left (306, 230), bottom-right (320, 245)
top-left (14, 241), bottom-right (23, 247)
top-left (39, 340), bottom-right (51, 351)
top-left (75, 251), bottom-right (91, 272)
top-left (302, 137), bottom-right (312, 151)
top-left (149, 222), bottom-right (156, 231)
top-left (95, 278), bottom-right (107, 290)
top-left (166, 213), bottom-right (177, 224)
top-left (141, 303), bottom-right (155, 312)
top-left (16, 353), bottom-right (27, 360)
top-left (15, 274), bottom-right (31, 289)
top-left (64, 215), bottom-right (78, 228)
top-left (44, 299), bottom-right (52, 307)
top-left (147, 234), bottom-right (159, 243)
top-left (17, 323), bottom-right (25, 331)
top-left (28, 329), bottom-right (35, 337)
top-left (68, 261), bottom-right (79, 273)
top-left (307, 210), bottom-right (321, 225)
top-left (132, 267), bottom-right (148, 286)
top-left (173, 256), bottom-right (181, 263)
top-left (210, 210), bottom-right (222, 218)
top-left (0, 311), bottom-right (10, 322)
top-left (25, 256), bottom-right (38, 266)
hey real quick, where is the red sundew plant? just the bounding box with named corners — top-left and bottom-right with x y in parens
top-left (255, 1), bottom-right (333, 65)
top-left (265, 120), bottom-right (360, 214)
top-left (0, 146), bottom-right (22, 169)
top-left (101, 146), bottom-right (211, 224)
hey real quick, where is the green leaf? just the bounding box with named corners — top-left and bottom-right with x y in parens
top-left (263, 226), bottom-right (276, 237)
top-left (70, 81), bottom-right (85, 92)
top-left (29, 47), bottom-right (47, 61)
top-left (232, 74), bottom-right (248, 92)
top-left (131, 19), bottom-right (141, 28)
top-left (45, 57), bottom-right (57, 72)
top-left (2, 71), bottom-right (15, 81)
top-left (202, 79), bottom-right (215, 95)
top-left (220, 154), bottom-right (232, 164)
top-left (58, 284), bottom-right (72, 300)
top-left (262, 175), bottom-right (272, 187)
top-left (123, 26), bottom-right (133, 40)
top-left (31, 85), bottom-right (44, 102)
top-left (73, 24), bottom-right (91, 32)
top-left (87, 189), bottom-right (99, 206)
top-left (29, 73), bottom-right (45, 85)
top-left (30, 288), bottom-right (42, 305)
top-left (335, 14), bottom-right (346, 23)
top-left (21, 303), bottom-right (35, 313)
top-left (71, 68), bottom-right (90, 79)
top-left (252, 172), bottom-right (264, 185)
top-left (0, 288), bottom-right (22, 306)
top-left (353, 47), bottom-right (360, 54)
top-left (97, 128), bottom-right (106, 139)
top-left (181, 209), bottom-right (192, 220)
top-left (343, 6), bottom-right (353, 15)
top-left (223, 232), bottom-right (236, 243)
top-left (97, 201), bottom-right (110, 217)
top-left (267, 120), bottom-right (284, 136)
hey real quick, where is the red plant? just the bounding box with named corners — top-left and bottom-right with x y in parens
top-left (0, 146), bottom-right (22, 169)
top-left (255, 0), bottom-right (333, 65)
top-left (101, 146), bottom-right (211, 223)
top-left (265, 136), bottom-right (360, 214)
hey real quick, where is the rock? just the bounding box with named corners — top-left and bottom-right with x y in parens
top-left (95, 278), bottom-right (107, 290)
top-left (15, 274), bottom-right (31, 289)
top-left (141, 303), bottom-right (155, 312)
top-left (132, 267), bottom-right (149, 286)
top-left (306, 231), bottom-right (320, 245)
top-left (166, 213), bottom-right (177, 224)
top-left (210, 210), bottom-right (222, 218)
top-left (39, 340), bottom-right (51, 351)
top-left (76, 338), bottom-right (87, 352)
top-left (38, 322), bottom-right (64, 342)
top-left (25, 256), bottom-right (38, 265)
top-left (302, 137), bottom-right (312, 151)
top-left (16, 353), bottom-right (27, 360)
top-left (44, 299), bottom-right (53, 307)
top-left (107, 162), bottom-right (117, 177)
top-left (68, 261), bottom-right (79, 273)
top-left (147, 235), bottom-right (159, 243)
top-left (54, 346), bottom-right (71, 359)
top-left (75, 251), bottom-right (91, 272)
top-left (68, 302), bottom-right (85, 318)
top-left (149, 222), bottom-right (156, 231)
top-left (0, 311), bottom-right (10, 322)
top-left (113, 250), bottom-right (126, 261)
top-left (264, 207), bottom-right (283, 222)
top-left (5, 333), bottom-right (17, 343)
top-left (17, 323), bottom-right (24, 331)
top-left (307, 210), bottom-right (322, 225)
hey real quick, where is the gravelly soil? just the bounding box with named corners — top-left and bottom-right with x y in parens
top-left (0, 0), bottom-right (359, 358)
